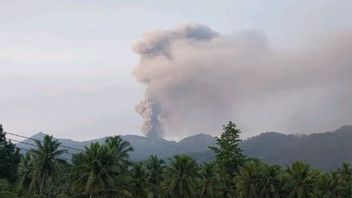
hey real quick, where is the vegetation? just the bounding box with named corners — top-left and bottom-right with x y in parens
top-left (0, 125), bottom-right (21, 184)
top-left (1, 122), bottom-right (352, 197)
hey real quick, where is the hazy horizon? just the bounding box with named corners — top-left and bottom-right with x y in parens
top-left (1, 0), bottom-right (351, 140)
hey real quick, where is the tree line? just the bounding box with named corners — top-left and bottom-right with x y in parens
top-left (1, 122), bottom-right (352, 198)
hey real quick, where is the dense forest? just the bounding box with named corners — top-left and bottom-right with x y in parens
top-left (1, 122), bottom-right (352, 198)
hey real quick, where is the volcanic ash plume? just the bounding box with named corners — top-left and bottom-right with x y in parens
top-left (134, 90), bottom-right (164, 138)
top-left (133, 24), bottom-right (352, 139)
top-left (133, 24), bottom-right (218, 138)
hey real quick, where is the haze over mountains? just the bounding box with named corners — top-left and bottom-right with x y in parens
top-left (17, 125), bottom-right (352, 170)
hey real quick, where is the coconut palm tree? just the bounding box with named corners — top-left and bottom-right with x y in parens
top-left (337, 163), bottom-right (352, 197)
top-left (105, 136), bottom-right (133, 172)
top-left (197, 162), bottom-right (219, 198)
top-left (71, 142), bottom-right (131, 198)
top-left (318, 172), bottom-right (345, 198)
top-left (258, 164), bottom-right (282, 198)
top-left (129, 163), bottom-right (149, 198)
top-left (234, 160), bottom-right (263, 198)
top-left (17, 153), bottom-right (33, 193)
top-left (145, 155), bottom-right (165, 198)
top-left (216, 168), bottom-right (234, 198)
top-left (283, 161), bottom-right (320, 198)
top-left (162, 155), bottom-right (199, 198)
top-left (234, 160), bottom-right (286, 198)
top-left (26, 135), bottom-right (65, 197)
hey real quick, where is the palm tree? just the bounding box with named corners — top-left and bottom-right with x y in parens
top-left (197, 162), bottom-right (219, 198)
top-left (105, 136), bottom-right (133, 172)
top-left (234, 160), bottom-right (263, 198)
top-left (259, 164), bottom-right (282, 198)
top-left (145, 155), bottom-right (165, 198)
top-left (318, 172), bottom-right (345, 198)
top-left (17, 153), bottom-right (33, 192)
top-left (235, 160), bottom-right (282, 198)
top-left (337, 163), bottom-right (352, 197)
top-left (162, 155), bottom-right (199, 198)
top-left (217, 168), bottom-right (234, 198)
top-left (129, 163), bottom-right (149, 198)
top-left (283, 161), bottom-right (320, 198)
top-left (25, 135), bottom-right (65, 196)
top-left (71, 141), bottom-right (131, 198)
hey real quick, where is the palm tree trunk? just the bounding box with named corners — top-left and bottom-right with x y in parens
top-left (40, 174), bottom-right (45, 195)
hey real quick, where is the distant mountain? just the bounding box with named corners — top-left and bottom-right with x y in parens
top-left (16, 132), bottom-right (216, 162)
top-left (241, 125), bottom-right (352, 170)
top-left (17, 125), bottom-right (352, 170)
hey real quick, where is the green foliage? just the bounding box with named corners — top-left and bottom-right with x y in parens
top-left (336, 163), bottom-right (352, 197)
top-left (210, 121), bottom-right (246, 175)
top-left (0, 191), bottom-right (16, 198)
top-left (145, 155), bottom-right (165, 198)
top-left (235, 160), bottom-right (282, 198)
top-left (130, 163), bottom-right (149, 198)
top-left (197, 162), bottom-right (219, 198)
top-left (283, 161), bottom-right (320, 198)
top-left (0, 125), bottom-right (21, 183)
top-left (17, 135), bottom-right (66, 197)
top-left (105, 136), bottom-right (134, 172)
top-left (0, 178), bottom-right (16, 197)
top-left (70, 136), bottom-right (132, 198)
top-left (0, 179), bottom-right (11, 191)
top-left (4, 122), bottom-right (352, 198)
top-left (210, 121), bottom-right (246, 196)
top-left (162, 155), bottom-right (199, 198)
top-left (17, 153), bottom-right (34, 195)
top-left (318, 172), bottom-right (345, 197)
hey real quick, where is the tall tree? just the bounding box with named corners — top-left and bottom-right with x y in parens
top-left (209, 121), bottom-right (246, 196)
top-left (210, 121), bottom-right (246, 174)
top-left (162, 155), bottom-right (199, 198)
top-left (0, 125), bottom-right (21, 184)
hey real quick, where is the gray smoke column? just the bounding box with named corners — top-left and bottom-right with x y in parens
top-left (133, 24), bottom-right (352, 139)
top-left (133, 24), bottom-right (218, 138)
top-left (134, 89), bottom-right (163, 138)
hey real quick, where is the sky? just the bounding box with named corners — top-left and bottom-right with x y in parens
top-left (0, 0), bottom-right (351, 140)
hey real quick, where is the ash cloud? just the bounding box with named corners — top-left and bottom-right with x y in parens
top-left (133, 24), bottom-right (352, 138)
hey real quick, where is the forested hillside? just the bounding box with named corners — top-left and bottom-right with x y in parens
top-left (1, 122), bottom-right (352, 197)
top-left (16, 125), bottom-right (352, 170)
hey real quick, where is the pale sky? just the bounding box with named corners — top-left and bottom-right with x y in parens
top-left (0, 0), bottom-right (351, 140)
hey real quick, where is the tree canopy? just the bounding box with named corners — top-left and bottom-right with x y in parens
top-left (1, 122), bottom-right (352, 198)
top-left (0, 125), bottom-right (21, 184)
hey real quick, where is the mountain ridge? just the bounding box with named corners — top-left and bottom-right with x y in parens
top-left (16, 125), bottom-right (352, 170)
